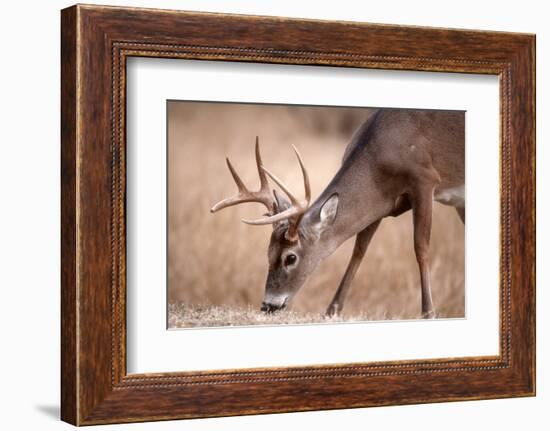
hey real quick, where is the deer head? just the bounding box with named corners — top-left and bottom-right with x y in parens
top-left (211, 137), bottom-right (339, 312)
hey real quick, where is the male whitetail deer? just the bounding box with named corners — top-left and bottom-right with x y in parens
top-left (211, 109), bottom-right (464, 318)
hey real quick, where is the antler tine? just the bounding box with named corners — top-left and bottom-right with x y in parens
top-left (261, 166), bottom-right (302, 206)
top-left (292, 144), bottom-right (311, 204)
top-left (209, 158), bottom-right (248, 213)
top-left (242, 206), bottom-right (299, 226)
top-left (210, 138), bottom-right (276, 214)
top-left (255, 136), bottom-right (269, 192)
top-left (226, 157), bottom-right (247, 193)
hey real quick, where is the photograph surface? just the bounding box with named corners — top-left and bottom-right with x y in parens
top-left (167, 101), bottom-right (465, 328)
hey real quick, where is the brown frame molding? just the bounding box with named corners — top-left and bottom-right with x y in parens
top-left (61, 4), bottom-right (535, 425)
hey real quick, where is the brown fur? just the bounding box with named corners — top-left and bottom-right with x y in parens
top-left (264, 108), bottom-right (465, 317)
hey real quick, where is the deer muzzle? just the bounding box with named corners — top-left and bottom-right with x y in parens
top-left (260, 297), bottom-right (288, 313)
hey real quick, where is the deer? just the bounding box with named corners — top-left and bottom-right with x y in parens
top-left (211, 108), bottom-right (464, 319)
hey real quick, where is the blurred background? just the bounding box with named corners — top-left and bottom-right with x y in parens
top-left (168, 101), bottom-right (464, 327)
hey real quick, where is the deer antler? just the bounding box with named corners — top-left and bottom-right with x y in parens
top-left (211, 140), bottom-right (311, 242)
top-left (210, 137), bottom-right (276, 215)
top-left (241, 145), bottom-right (311, 242)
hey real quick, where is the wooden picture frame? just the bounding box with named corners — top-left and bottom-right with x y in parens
top-left (61, 4), bottom-right (535, 425)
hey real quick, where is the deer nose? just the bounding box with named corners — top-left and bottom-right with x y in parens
top-left (261, 302), bottom-right (277, 313)
top-left (261, 300), bottom-right (288, 313)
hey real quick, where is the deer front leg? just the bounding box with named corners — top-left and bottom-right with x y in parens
top-left (411, 186), bottom-right (436, 319)
top-left (326, 220), bottom-right (381, 317)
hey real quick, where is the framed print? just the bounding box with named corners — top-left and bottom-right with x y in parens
top-left (61, 4), bottom-right (535, 425)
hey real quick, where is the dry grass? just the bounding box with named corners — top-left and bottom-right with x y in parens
top-left (167, 102), bottom-right (465, 328)
top-left (169, 303), bottom-right (372, 328)
top-left (168, 303), bottom-right (449, 329)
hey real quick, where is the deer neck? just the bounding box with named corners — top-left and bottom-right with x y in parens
top-left (303, 157), bottom-right (394, 261)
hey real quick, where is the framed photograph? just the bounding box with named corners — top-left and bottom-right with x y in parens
top-left (61, 4), bottom-right (535, 425)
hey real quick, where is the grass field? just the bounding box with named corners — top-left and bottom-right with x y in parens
top-left (167, 102), bottom-right (465, 328)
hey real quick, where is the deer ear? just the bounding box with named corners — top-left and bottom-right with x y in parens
top-left (318, 194), bottom-right (339, 231)
top-left (273, 189), bottom-right (291, 213)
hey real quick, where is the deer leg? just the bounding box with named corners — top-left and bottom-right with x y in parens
top-left (411, 186), bottom-right (436, 319)
top-left (326, 220), bottom-right (381, 317)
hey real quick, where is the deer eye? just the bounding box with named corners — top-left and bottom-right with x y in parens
top-left (284, 253), bottom-right (297, 267)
